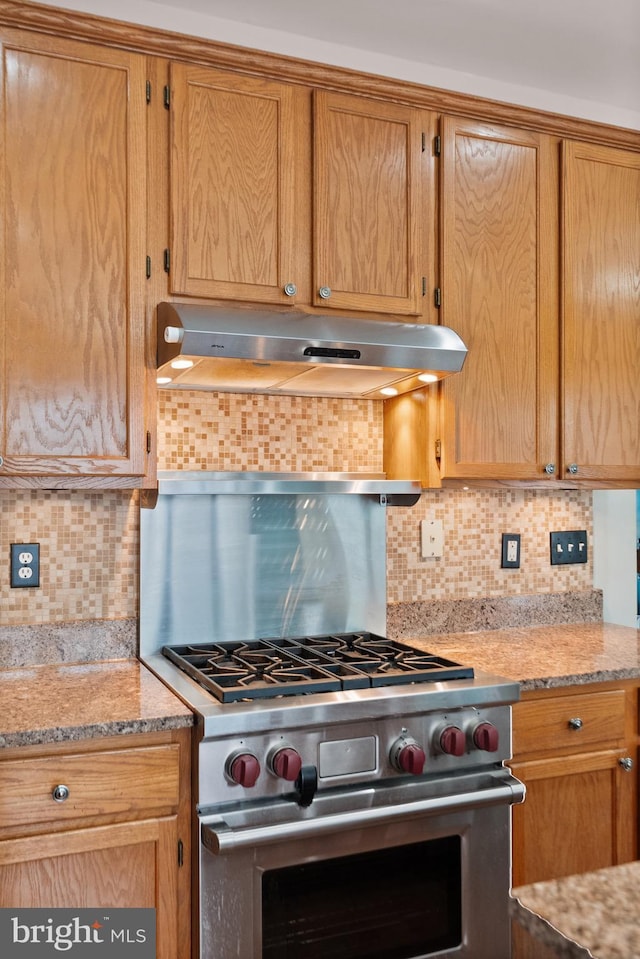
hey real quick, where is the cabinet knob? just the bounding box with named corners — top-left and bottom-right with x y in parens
top-left (568, 717), bottom-right (583, 730)
top-left (318, 286), bottom-right (332, 299)
top-left (52, 784), bottom-right (70, 802)
top-left (619, 756), bottom-right (634, 772)
top-left (543, 463), bottom-right (555, 475)
top-left (567, 463), bottom-right (579, 475)
top-left (283, 282), bottom-right (297, 297)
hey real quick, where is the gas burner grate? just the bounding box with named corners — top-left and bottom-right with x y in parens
top-left (163, 633), bottom-right (473, 702)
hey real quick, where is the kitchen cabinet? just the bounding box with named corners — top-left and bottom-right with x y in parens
top-left (385, 123), bottom-right (640, 488)
top-left (0, 729), bottom-right (191, 959)
top-left (312, 90), bottom-right (428, 316)
top-left (385, 116), bottom-right (560, 486)
top-left (560, 140), bottom-right (640, 483)
top-left (169, 63), bottom-right (305, 306)
top-left (0, 29), bottom-right (149, 488)
top-left (509, 682), bottom-right (637, 887)
top-left (168, 64), bottom-right (432, 317)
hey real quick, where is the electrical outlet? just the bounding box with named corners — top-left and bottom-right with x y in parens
top-left (10, 543), bottom-right (40, 588)
top-left (550, 530), bottom-right (588, 565)
top-left (501, 533), bottom-right (521, 568)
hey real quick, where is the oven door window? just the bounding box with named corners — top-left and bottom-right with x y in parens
top-left (261, 835), bottom-right (461, 959)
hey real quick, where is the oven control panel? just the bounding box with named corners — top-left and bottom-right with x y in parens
top-left (197, 705), bottom-right (513, 807)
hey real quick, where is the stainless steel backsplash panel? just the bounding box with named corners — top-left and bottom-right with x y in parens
top-left (139, 492), bottom-right (387, 655)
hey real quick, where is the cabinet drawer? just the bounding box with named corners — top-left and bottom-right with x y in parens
top-left (0, 745), bottom-right (180, 829)
top-left (513, 690), bottom-right (626, 757)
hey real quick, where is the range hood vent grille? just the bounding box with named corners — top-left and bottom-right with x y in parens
top-left (156, 303), bottom-right (467, 399)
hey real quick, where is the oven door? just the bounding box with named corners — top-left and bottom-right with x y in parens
top-left (198, 769), bottom-right (524, 959)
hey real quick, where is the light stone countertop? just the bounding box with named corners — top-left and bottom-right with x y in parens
top-left (0, 658), bottom-right (194, 748)
top-left (511, 861), bottom-right (640, 958)
top-left (402, 623), bottom-right (640, 692)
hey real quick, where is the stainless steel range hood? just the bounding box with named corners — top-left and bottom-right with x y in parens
top-left (156, 302), bottom-right (467, 399)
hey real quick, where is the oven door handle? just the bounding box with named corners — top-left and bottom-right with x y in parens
top-left (201, 773), bottom-right (525, 855)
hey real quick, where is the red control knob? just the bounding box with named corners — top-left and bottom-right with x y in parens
top-left (439, 725), bottom-right (466, 757)
top-left (396, 742), bottom-right (426, 775)
top-left (473, 722), bottom-right (499, 753)
top-left (228, 753), bottom-right (261, 787)
top-left (272, 747), bottom-right (302, 782)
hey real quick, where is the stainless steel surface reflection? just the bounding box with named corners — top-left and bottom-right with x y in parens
top-left (140, 490), bottom-right (387, 654)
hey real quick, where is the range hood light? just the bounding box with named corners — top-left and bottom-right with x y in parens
top-left (171, 358), bottom-right (194, 370)
top-left (418, 372), bottom-right (439, 384)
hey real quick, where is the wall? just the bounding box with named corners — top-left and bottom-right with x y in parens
top-left (0, 391), bottom-right (593, 628)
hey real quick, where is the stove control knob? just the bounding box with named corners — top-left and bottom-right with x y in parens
top-left (227, 752), bottom-right (261, 788)
top-left (439, 725), bottom-right (466, 757)
top-left (473, 722), bottom-right (499, 753)
top-left (271, 747), bottom-right (303, 782)
top-left (391, 737), bottom-right (426, 776)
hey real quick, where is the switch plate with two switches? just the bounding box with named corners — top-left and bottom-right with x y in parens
top-left (550, 530), bottom-right (587, 565)
top-left (10, 543), bottom-right (40, 587)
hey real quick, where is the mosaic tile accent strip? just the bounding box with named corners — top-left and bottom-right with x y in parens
top-left (0, 490), bottom-right (138, 627)
top-left (157, 390), bottom-right (383, 472)
top-left (386, 488), bottom-right (593, 604)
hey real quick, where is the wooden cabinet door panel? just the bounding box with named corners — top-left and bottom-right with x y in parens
top-left (170, 64), bottom-right (303, 304)
top-left (439, 118), bottom-right (558, 481)
top-left (0, 819), bottom-right (178, 959)
top-left (0, 30), bottom-right (146, 479)
top-left (510, 748), bottom-right (634, 886)
top-left (561, 141), bottom-right (640, 482)
top-left (313, 91), bottom-right (425, 315)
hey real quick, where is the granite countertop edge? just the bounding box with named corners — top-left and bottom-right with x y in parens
top-left (0, 714), bottom-right (195, 749)
top-left (0, 658), bottom-right (195, 749)
top-left (510, 895), bottom-right (593, 958)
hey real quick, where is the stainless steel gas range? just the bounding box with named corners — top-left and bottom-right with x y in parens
top-left (140, 473), bottom-right (524, 959)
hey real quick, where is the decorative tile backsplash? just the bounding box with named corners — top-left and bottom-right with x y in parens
top-left (0, 391), bottom-right (592, 627)
top-left (157, 391), bottom-right (383, 472)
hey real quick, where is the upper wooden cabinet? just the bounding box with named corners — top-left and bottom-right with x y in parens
top-left (561, 141), bottom-right (640, 484)
top-left (169, 63), bottom-right (304, 305)
top-left (0, 30), bottom-right (149, 487)
top-left (168, 66), bottom-right (431, 317)
top-left (312, 91), bottom-right (426, 315)
top-left (437, 117), bottom-right (559, 483)
top-left (385, 121), bottom-right (640, 489)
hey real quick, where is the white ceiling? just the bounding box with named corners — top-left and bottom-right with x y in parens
top-left (139, 0), bottom-right (639, 113)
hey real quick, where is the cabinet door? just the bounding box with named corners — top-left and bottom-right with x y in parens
top-left (169, 63), bottom-right (304, 304)
top-left (0, 30), bottom-right (147, 484)
top-left (438, 118), bottom-right (559, 481)
top-left (0, 818), bottom-right (180, 959)
top-left (313, 91), bottom-right (425, 315)
top-left (510, 749), bottom-right (635, 886)
top-left (561, 141), bottom-right (640, 483)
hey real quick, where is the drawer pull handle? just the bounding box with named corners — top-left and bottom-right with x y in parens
top-left (568, 717), bottom-right (583, 730)
top-left (52, 784), bottom-right (70, 802)
top-left (619, 757), bottom-right (634, 772)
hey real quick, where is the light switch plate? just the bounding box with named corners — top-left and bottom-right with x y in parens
top-left (550, 530), bottom-right (588, 565)
top-left (421, 519), bottom-right (444, 558)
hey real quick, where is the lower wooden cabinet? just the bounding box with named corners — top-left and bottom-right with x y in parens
top-left (0, 729), bottom-right (191, 959)
top-left (509, 682), bottom-right (638, 887)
